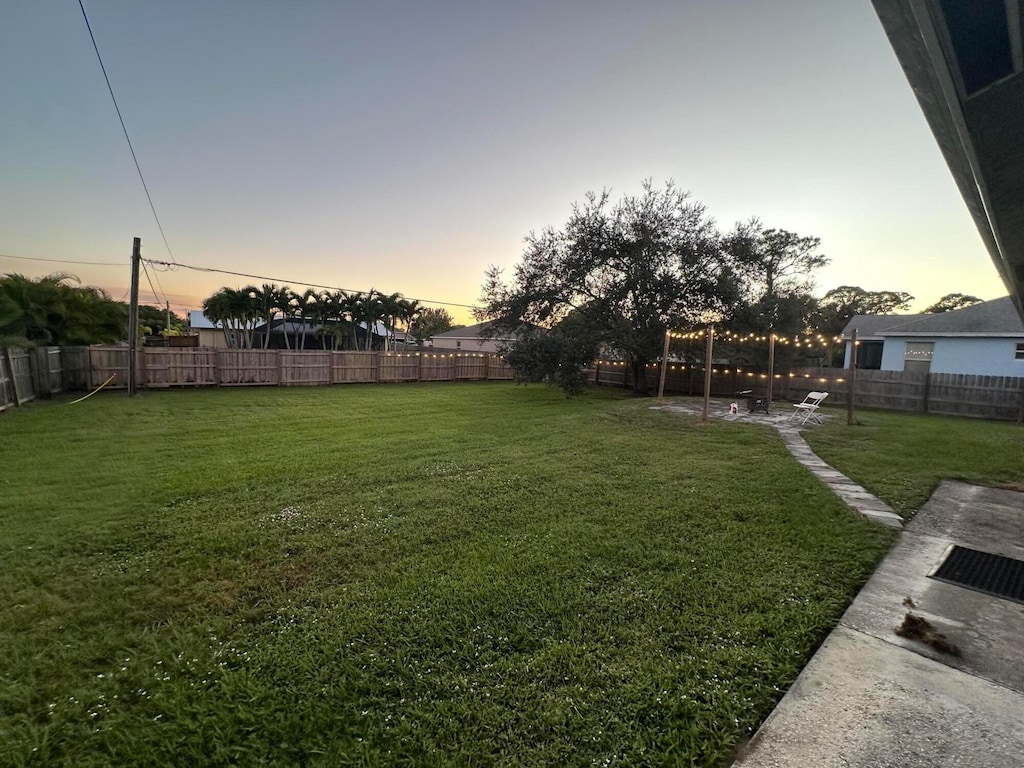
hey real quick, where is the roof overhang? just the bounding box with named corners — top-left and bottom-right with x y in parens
top-left (878, 331), bottom-right (1024, 338)
top-left (872, 0), bottom-right (1024, 320)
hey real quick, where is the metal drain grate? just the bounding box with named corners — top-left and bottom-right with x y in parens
top-left (929, 545), bottom-right (1024, 605)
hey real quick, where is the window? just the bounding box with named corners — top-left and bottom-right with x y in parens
top-left (1016, 342), bottom-right (1024, 360)
top-left (857, 341), bottom-right (884, 370)
top-left (905, 342), bottom-right (935, 360)
top-left (904, 341), bottom-right (934, 374)
top-left (937, 0), bottom-right (1018, 95)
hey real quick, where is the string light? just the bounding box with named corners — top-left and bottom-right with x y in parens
top-left (667, 328), bottom-right (844, 346)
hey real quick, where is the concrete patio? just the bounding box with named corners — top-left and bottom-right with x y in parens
top-left (654, 398), bottom-right (1024, 766)
top-left (733, 481), bottom-right (1024, 767)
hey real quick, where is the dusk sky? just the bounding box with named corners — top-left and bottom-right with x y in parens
top-left (1, 1), bottom-right (1010, 324)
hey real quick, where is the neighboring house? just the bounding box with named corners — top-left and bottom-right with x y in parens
top-left (842, 297), bottom-right (1024, 376)
top-left (252, 319), bottom-right (391, 350)
top-left (188, 312), bottom-right (395, 350)
top-left (187, 310), bottom-right (236, 349)
top-left (428, 321), bottom-right (522, 353)
top-left (840, 312), bottom-right (927, 370)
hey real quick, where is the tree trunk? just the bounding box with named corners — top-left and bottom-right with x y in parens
top-left (631, 358), bottom-right (650, 396)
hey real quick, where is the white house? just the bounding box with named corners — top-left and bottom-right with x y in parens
top-left (842, 297), bottom-right (1024, 376)
top-left (428, 321), bottom-right (521, 353)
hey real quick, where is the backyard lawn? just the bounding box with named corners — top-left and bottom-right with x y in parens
top-left (1, 383), bottom-right (896, 766)
top-left (804, 407), bottom-right (1024, 518)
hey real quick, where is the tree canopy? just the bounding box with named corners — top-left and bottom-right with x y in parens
top-left (411, 307), bottom-right (456, 341)
top-left (813, 286), bottom-right (914, 337)
top-left (722, 221), bottom-right (828, 342)
top-left (137, 305), bottom-right (185, 336)
top-left (479, 180), bottom-right (741, 394)
top-left (923, 293), bottom-right (983, 313)
top-left (198, 285), bottom-right (423, 350)
top-left (0, 273), bottom-right (126, 347)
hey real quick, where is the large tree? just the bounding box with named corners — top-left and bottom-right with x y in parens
top-left (137, 304), bottom-right (185, 336)
top-left (724, 221), bottom-right (827, 337)
top-left (479, 180), bottom-right (739, 394)
top-left (410, 307), bottom-right (455, 342)
top-left (811, 285), bottom-right (914, 365)
top-left (924, 293), bottom-right (983, 313)
top-left (813, 285), bottom-right (914, 337)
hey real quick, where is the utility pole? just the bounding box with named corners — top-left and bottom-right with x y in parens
top-left (128, 237), bottom-right (141, 396)
top-left (166, 301), bottom-right (172, 336)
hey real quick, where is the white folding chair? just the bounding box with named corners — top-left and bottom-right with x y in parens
top-left (789, 391), bottom-right (828, 425)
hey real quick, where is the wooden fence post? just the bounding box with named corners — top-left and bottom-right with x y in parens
top-left (847, 328), bottom-right (857, 426)
top-left (657, 330), bottom-right (670, 401)
top-left (3, 348), bottom-right (21, 406)
top-left (30, 347), bottom-right (49, 399)
top-left (138, 345), bottom-right (148, 390)
top-left (1017, 377), bottom-right (1024, 424)
top-left (702, 325), bottom-right (714, 421)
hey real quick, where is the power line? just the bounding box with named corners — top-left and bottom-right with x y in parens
top-left (148, 259), bottom-right (170, 305)
top-left (77, 0), bottom-right (177, 264)
top-left (0, 254), bottom-right (123, 267)
top-left (143, 258), bottom-right (482, 310)
top-left (140, 258), bottom-right (168, 308)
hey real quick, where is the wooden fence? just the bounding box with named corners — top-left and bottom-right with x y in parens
top-left (1, 347), bottom-right (62, 410)
top-left (47, 347), bottom-right (514, 393)
top-left (588, 361), bottom-right (1024, 422)
top-left (2, 346), bottom-right (1021, 422)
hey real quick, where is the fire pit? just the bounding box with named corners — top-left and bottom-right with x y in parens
top-left (737, 390), bottom-right (770, 415)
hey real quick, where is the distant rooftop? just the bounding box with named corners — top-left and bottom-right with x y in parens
top-left (842, 296), bottom-right (1023, 338)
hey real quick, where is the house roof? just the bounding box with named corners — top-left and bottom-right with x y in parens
top-left (841, 313), bottom-right (926, 340)
top-left (188, 310), bottom-right (222, 330)
top-left (431, 320), bottom-right (518, 340)
top-left (842, 297), bottom-right (1024, 339)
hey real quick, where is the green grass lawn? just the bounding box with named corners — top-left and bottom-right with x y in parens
top-left (805, 407), bottom-right (1024, 518)
top-left (1, 383), bottom-right (894, 767)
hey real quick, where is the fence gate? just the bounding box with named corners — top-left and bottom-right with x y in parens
top-left (1, 348), bottom-right (35, 406)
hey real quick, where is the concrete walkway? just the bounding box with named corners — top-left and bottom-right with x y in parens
top-left (733, 481), bottom-right (1024, 767)
top-left (653, 399), bottom-right (903, 528)
top-left (653, 400), bottom-right (1024, 766)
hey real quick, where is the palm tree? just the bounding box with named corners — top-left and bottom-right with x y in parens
top-left (398, 298), bottom-right (422, 349)
top-left (291, 288), bottom-right (319, 350)
top-left (234, 286), bottom-right (261, 349)
top-left (0, 273), bottom-right (61, 345)
top-left (316, 290), bottom-right (347, 350)
top-left (272, 286), bottom-right (295, 349)
top-left (0, 273), bottom-right (126, 346)
top-left (202, 287), bottom-right (258, 348)
top-left (59, 284), bottom-right (126, 345)
top-left (379, 292), bottom-right (404, 352)
top-left (201, 289), bottom-right (234, 347)
top-left (356, 289), bottom-right (387, 351)
top-left (339, 291), bottom-right (361, 350)
top-left (253, 283), bottom-right (280, 348)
